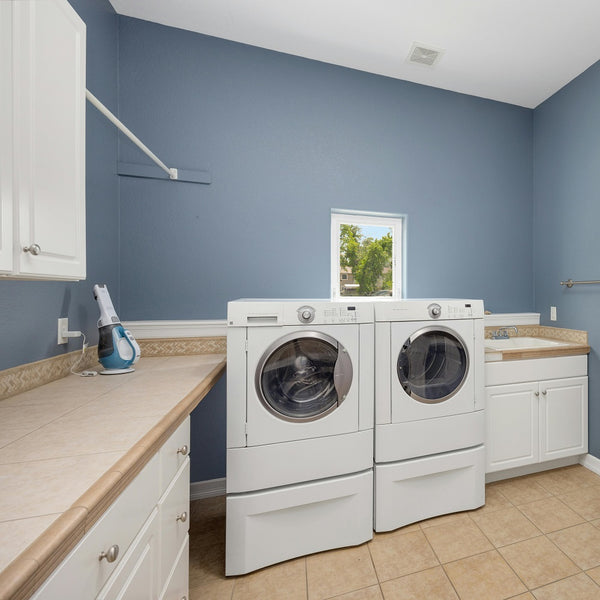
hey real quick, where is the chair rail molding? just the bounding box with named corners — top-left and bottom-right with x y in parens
top-left (122, 320), bottom-right (227, 339)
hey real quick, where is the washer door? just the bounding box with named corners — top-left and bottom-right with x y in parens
top-left (256, 331), bottom-right (353, 421)
top-left (397, 326), bottom-right (468, 404)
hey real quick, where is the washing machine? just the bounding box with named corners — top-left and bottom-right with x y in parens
top-left (374, 299), bottom-right (485, 532)
top-left (226, 299), bottom-right (374, 575)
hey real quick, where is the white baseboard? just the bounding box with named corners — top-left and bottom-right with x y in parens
top-left (580, 453), bottom-right (600, 475)
top-left (122, 320), bottom-right (227, 339)
top-left (190, 478), bottom-right (226, 500)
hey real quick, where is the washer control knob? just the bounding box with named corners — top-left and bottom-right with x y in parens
top-left (428, 303), bottom-right (442, 319)
top-left (297, 306), bottom-right (315, 323)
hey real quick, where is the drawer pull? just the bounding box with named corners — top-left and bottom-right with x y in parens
top-left (176, 511), bottom-right (188, 523)
top-left (23, 243), bottom-right (41, 256)
top-left (99, 544), bottom-right (119, 563)
top-left (177, 444), bottom-right (189, 456)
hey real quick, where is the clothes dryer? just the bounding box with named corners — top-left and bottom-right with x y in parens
top-left (374, 300), bottom-right (485, 531)
top-left (226, 299), bottom-right (374, 575)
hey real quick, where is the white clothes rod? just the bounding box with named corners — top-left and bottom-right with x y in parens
top-left (86, 89), bottom-right (178, 180)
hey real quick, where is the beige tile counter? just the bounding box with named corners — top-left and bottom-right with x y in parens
top-left (0, 354), bottom-right (226, 600)
top-left (484, 325), bottom-right (590, 362)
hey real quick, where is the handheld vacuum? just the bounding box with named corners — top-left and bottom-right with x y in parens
top-left (93, 283), bottom-right (140, 375)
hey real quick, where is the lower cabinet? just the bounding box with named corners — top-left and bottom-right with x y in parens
top-left (486, 376), bottom-right (588, 473)
top-left (31, 417), bottom-right (191, 600)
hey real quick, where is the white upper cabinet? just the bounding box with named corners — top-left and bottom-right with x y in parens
top-left (0, 3), bottom-right (14, 273)
top-left (1, 0), bottom-right (86, 280)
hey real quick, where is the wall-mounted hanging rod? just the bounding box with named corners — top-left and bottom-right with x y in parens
top-left (560, 279), bottom-right (600, 288)
top-left (86, 89), bottom-right (178, 180)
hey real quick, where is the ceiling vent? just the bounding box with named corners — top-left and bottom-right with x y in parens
top-left (407, 43), bottom-right (444, 67)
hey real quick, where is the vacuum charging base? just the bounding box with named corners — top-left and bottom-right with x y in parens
top-left (99, 368), bottom-right (135, 375)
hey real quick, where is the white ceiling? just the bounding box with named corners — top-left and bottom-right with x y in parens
top-left (108, 0), bottom-right (600, 108)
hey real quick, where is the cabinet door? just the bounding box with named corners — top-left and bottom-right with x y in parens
top-left (0, 2), bottom-right (13, 273)
top-left (159, 459), bottom-right (190, 596)
top-left (12, 0), bottom-right (86, 280)
top-left (540, 376), bottom-right (588, 461)
top-left (97, 508), bottom-right (160, 600)
top-left (485, 382), bottom-right (539, 473)
top-left (159, 536), bottom-right (189, 600)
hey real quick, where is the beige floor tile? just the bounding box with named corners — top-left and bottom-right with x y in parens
top-left (470, 507), bottom-right (541, 547)
top-left (368, 529), bottom-right (439, 582)
top-left (468, 485), bottom-right (513, 516)
top-left (189, 540), bottom-right (227, 588)
top-left (511, 594), bottom-right (535, 599)
top-left (380, 566), bottom-right (458, 600)
top-left (189, 578), bottom-right (236, 600)
top-left (326, 585), bottom-right (383, 599)
top-left (585, 565), bottom-right (600, 585)
top-left (517, 496), bottom-right (585, 533)
top-left (531, 466), bottom-right (600, 496)
top-left (443, 549), bottom-right (526, 600)
top-left (232, 557), bottom-right (306, 600)
top-left (498, 536), bottom-right (580, 589)
top-left (547, 523), bottom-right (600, 570)
top-left (493, 477), bottom-right (552, 505)
top-left (423, 519), bottom-right (493, 563)
top-left (531, 572), bottom-right (600, 600)
top-left (307, 544), bottom-right (378, 600)
top-left (558, 485), bottom-right (600, 520)
top-left (419, 512), bottom-right (472, 529)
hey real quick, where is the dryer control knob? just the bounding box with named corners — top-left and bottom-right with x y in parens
top-left (428, 303), bottom-right (442, 319)
top-left (297, 306), bottom-right (315, 323)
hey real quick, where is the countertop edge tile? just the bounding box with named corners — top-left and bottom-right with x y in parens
top-left (0, 355), bottom-right (226, 600)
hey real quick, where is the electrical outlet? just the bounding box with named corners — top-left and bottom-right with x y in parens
top-left (550, 306), bottom-right (557, 321)
top-left (57, 318), bottom-right (69, 344)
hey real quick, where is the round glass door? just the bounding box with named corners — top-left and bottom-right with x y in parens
top-left (256, 331), bottom-right (353, 422)
top-left (397, 326), bottom-right (468, 404)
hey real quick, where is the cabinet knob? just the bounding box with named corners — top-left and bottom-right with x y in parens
top-left (535, 391), bottom-right (539, 397)
top-left (542, 390), bottom-right (547, 395)
top-left (177, 444), bottom-right (189, 456)
top-left (23, 244), bottom-right (41, 256)
top-left (176, 511), bottom-right (188, 523)
top-left (99, 544), bottom-right (119, 563)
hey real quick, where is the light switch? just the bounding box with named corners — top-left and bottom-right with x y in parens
top-left (550, 306), bottom-right (557, 321)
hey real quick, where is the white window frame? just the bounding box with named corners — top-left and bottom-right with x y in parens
top-left (331, 209), bottom-right (406, 300)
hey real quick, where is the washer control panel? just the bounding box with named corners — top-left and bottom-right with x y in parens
top-left (295, 304), bottom-right (360, 324)
top-left (428, 303), bottom-right (442, 319)
top-left (297, 305), bottom-right (315, 324)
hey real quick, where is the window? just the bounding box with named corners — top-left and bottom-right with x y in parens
top-left (331, 210), bottom-right (405, 299)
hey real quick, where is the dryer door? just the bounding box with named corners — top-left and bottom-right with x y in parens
top-left (256, 331), bottom-right (353, 422)
top-left (397, 326), bottom-right (468, 404)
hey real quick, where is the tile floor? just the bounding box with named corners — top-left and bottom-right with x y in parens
top-left (188, 465), bottom-right (600, 599)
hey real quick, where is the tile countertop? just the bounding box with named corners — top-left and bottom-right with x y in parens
top-left (484, 325), bottom-right (590, 362)
top-left (0, 354), bottom-right (226, 600)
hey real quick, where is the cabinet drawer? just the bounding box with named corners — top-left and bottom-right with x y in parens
top-left (32, 454), bottom-right (160, 600)
top-left (159, 458), bottom-right (190, 594)
top-left (97, 507), bottom-right (160, 600)
top-left (159, 417), bottom-right (190, 495)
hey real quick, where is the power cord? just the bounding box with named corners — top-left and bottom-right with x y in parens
top-left (69, 332), bottom-right (98, 377)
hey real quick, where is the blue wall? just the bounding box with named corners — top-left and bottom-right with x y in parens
top-left (0, 0), bottom-right (119, 371)
top-left (116, 18), bottom-right (534, 320)
top-left (116, 18), bottom-right (534, 481)
top-left (533, 61), bottom-right (600, 456)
